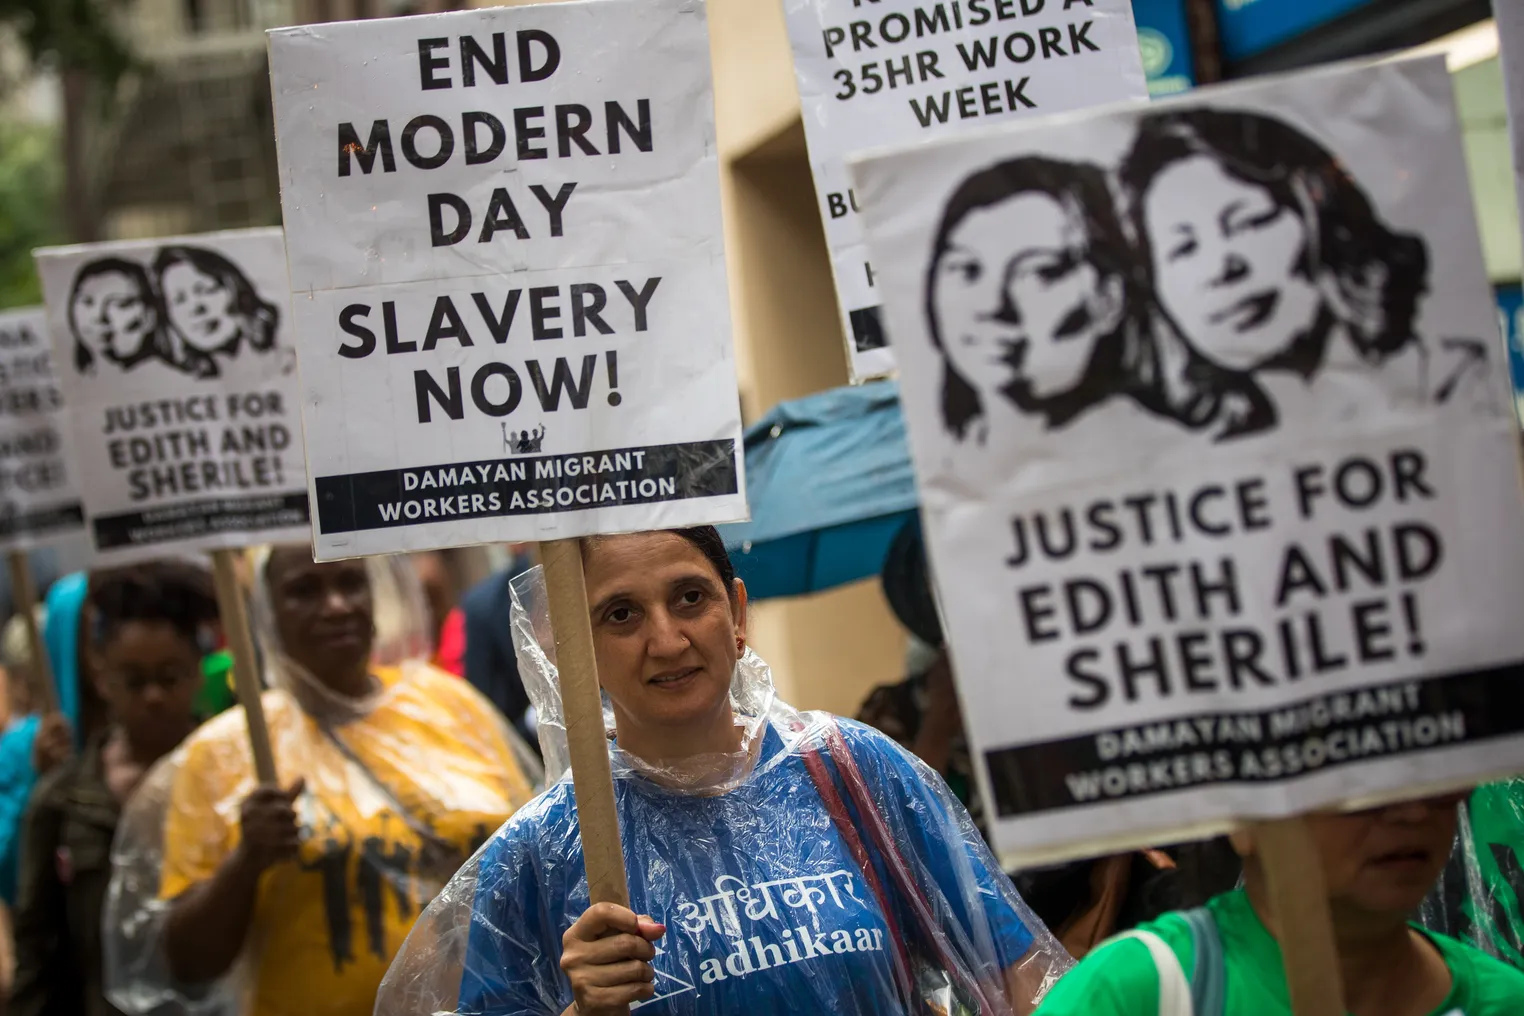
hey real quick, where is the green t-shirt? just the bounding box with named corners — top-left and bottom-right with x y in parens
top-left (1035, 890), bottom-right (1524, 1015)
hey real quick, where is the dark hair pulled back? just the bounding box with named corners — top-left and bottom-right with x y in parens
top-left (582, 526), bottom-right (737, 593)
top-left (88, 560), bottom-right (219, 652)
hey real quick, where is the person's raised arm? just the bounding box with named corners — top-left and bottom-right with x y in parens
top-left (162, 779), bottom-right (302, 983)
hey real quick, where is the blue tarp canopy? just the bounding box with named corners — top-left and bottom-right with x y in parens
top-left (721, 381), bottom-right (919, 600)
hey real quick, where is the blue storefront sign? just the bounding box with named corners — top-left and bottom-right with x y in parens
top-left (1132, 0), bottom-right (1195, 96)
top-left (1494, 283), bottom-right (1524, 427)
top-left (1216, 0), bottom-right (1377, 63)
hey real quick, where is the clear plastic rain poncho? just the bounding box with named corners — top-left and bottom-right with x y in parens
top-left (1419, 778), bottom-right (1524, 965)
top-left (376, 565), bottom-right (1071, 1016)
top-left (104, 551), bottom-right (540, 1016)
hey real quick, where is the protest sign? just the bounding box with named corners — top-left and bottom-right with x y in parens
top-left (781, 0), bottom-right (1148, 381)
top-left (34, 228), bottom-right (310, 565)
top-left (0, 307), bottom-right (85, 552)
top-left (851, 56), bottom-right (1524, 864)
top-left (268, 0), bottom-right (746, 563)
top-left (0, 305), bottom-right (85, 716)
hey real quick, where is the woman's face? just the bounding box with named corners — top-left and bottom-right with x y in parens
top-left (267, 548), bottom-right (374, 683)
top-left (582, 533), bottom-right (745, 737)
top-left (1144, 155), bottom-right (1322, 372)
top-left (160, 261), bottom-right (241, 353)
top-left (70, 270), bottom-right (157, 360)
top-left (91, 620), bottom-right (201, 758)
top-left (1302, 794), bottom-right (1462, 920)
top-left (931, 192), bottom-right (1116, 407)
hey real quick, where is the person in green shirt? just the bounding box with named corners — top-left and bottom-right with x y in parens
top-left (1035, 793), bottom-right (1524, 1015)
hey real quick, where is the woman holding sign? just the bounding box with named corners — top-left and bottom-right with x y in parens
top-left (1033, 794), bottom-right (1524, 1015)
top-left (378, 527), bottom-right (1070, 1016)
top-left (105, 547), bottom-right (537, 1016)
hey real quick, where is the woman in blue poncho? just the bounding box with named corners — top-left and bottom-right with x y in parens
top-left (378, 527), bottom-right (1071, 1016)
top-left (0, 573), bottom-right (99, 905)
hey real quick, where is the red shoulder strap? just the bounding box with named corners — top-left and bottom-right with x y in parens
top-left (801, 738), bottom-right (918, 1007)
top-left (819, 723), bottom-right (1007, 1014)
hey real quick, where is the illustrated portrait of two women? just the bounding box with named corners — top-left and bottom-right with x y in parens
top-left (923, 103), bottom-right (1504, 455)
top-left (64, 244), bottom-right (285, 381)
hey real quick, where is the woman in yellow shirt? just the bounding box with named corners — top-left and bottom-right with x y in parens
top-left (113, 546), bottom-right (535, 1016)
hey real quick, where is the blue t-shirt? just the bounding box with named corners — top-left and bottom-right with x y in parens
top-left (460, 720), bottom-right (1035, 1015)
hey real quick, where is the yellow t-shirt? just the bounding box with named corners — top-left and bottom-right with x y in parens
top-left (160, 663), bottom-right (533, 1016)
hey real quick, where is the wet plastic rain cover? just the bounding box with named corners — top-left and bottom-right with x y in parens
top-left (104, 552), bottom-right (539, 1016)
top-left (376, 565), bottom-right (1071, 1016)
top-left (1420, 780), bottom-right (1524, 966)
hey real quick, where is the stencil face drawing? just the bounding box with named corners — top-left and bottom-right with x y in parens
top-left (68, 260), bottom-right (159, 370)
top-left (161, 259), bottom-right (240, 354)
top-left (933, 194), bottom-right (1105, 401)
top-left (154, 246), bottom-right (278, 363)
top-left (926, 157), bottom-right (1127, 442)
top-left (1139, 153), bottom-right (1322, 373)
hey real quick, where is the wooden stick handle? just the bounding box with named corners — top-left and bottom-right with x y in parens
top-left (7, 551), bottom-right (57, 715)
top-left (1252, 817), bottom-right (1345, 1016)
top-left (211, 549), bottom-right (278, 785)
top-left (541, 538), bottom-right (629, 908)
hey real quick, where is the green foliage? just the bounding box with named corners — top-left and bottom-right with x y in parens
top-left (0, 0), bottom-right (132, 81)
top-left (0, 121), bottom-right (62, 309)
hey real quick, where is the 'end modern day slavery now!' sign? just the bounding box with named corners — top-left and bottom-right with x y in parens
top-left (781, 0), bottom-right (1148, 381)
top-left (268, 0), bottom-right (746, 560)
top-left (853, 57), bottom-right (1524, 864)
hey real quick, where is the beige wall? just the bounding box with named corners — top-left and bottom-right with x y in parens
top-left (707, 0), bottom-right (908, 712)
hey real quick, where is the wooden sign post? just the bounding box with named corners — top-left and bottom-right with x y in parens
top-left (6, 551), bottom-right (57, 715)
top-left (541, 539), bottom-right (630, 909)
top-left (210, 549), bottom-right (278, 785)
top-left (1255, 818), bottom-right (1345, 1016)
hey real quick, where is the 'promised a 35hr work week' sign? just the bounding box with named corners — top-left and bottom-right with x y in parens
top-left (268, 0), bottom-right (747, 560)
top-left (781, 0), bottom-right (1149, 381)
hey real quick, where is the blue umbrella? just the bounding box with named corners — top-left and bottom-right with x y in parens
top-left (721, 380), bottom-right (920, 600)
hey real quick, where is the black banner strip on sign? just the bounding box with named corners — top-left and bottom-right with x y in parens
top-left (93, 492), bottom-right (310, 550)
top-left (0, 502), bottom-right (85, 541)
top-left (313, 439), bottom-right (739, 536)
top-left (984, 662), bottom-right (1524, 818)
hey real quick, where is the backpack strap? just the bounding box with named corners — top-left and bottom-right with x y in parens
top-left (1180, 908), bottom-right (1226, 1016)
top-left (1114, 930), bottom-right (1192, 1016)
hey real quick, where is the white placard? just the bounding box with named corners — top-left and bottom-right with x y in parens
top-left (0, 307), bottom-right (86, 552)
top-left (34, 229), bottom-right (310, 564)
top-left (782, 0), bottom-right (1148, 381)
top-left (851, 57), bottom-right (1524, 863)
top-left (268, 0), bottom-right (746, 561)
